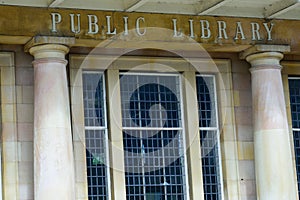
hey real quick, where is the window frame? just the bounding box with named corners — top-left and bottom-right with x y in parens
top-left (69, 55), bottom-right (236, 200)
top-left (282, 62), bottom-right (300, 199)
top-left (119, 72), bottom-right (189, 200)
top-left (196, 74), bottom-right (224, 200)
top-left (82, 71), bottom-right (111, 200)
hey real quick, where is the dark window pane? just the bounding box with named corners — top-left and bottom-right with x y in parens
top-left (288, 78), bottom-right (300, 198)
top-left (83, 72), bottom-right (109, 200)
top-left (196, 76), bottom-right (222, 200)
top-left (120, 74), bottom-right (186, 200)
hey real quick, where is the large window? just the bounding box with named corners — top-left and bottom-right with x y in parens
top-left (83, 72), bottom-right (110, 200)
top-left (120, 73), bottom-right (187, 200)
top-left (72, 56), bottom-right (234, 200)
top-left (288, 77), bottom-right (300, 198)
top-left (196, 75), bottom-right (223, 200)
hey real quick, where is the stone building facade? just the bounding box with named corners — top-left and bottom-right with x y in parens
top-left (0, 3), bottom-right (300, 200)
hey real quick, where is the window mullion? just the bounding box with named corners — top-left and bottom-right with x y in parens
top-left (106, 69), bottom-right (127, 199)
top-left (157, 78), bottom-right (168, 200)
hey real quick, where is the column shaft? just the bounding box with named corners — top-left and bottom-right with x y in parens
top-left (30, 44), bottom-right (75, 200)
top-left (247, 52), bottom-right (297, 199)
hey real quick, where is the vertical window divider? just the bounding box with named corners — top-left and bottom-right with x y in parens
top-left (102, 73), bottom-right (112, 200)
top-left (212, 75), bottom-right (225, 200)
top-left (182, 71), bottom-right (204, 200)
top-left (179, 73), bottom-right (190, 200)
top-left (105, 69), bottom-right (127, 200)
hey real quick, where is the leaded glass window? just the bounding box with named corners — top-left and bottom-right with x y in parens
top-left (120, 73), bottom-right (187, 200)
top-left (288, 77), bottom-right (300, 198)
top-left (83, 72), bottom-right (110, 200)
top-left (196, 75), bottom-right (223, 200)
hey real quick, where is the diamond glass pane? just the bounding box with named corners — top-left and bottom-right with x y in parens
top-left (120, 74), bottom-right (187, 200)
top-left (83, 72), bottom-right (109, 200)
top-left (196, 75), bottom-right (222, 200)
top-left (288, 78), bottom-right (300, 198)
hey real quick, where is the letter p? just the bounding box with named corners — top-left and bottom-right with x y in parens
top-left (51, 13), bottom-right (62, 33)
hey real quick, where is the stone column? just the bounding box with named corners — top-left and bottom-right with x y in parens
top-left (29, 44), bottom-right (75, 200)
top-left (242, 45), bottom-right (297, 199)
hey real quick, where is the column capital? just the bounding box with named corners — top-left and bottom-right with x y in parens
top-left (25, 36), bottom-right (75, 60)
top-left (29, 44), bottom-right (69, 60)
top-left (247, 52), bottom-right (284, 71)
top-left (240, 44), bottom-right (290, 71)
top-left (239, 44), bottom-right (290, 60)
